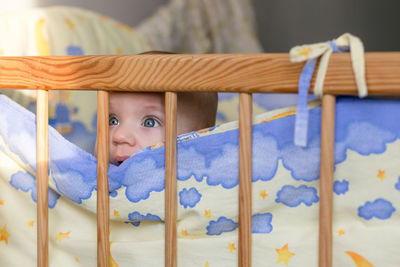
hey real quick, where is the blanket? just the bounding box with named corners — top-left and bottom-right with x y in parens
top-left (1, 95), bottom-right (400, 266)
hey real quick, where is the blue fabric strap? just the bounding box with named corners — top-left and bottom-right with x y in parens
top-left (294, 40), bottom-right (350, 147)
top-left (327, 40), bottom-right (349, 53)
top-left (294, 58), bottom-right (317, 147)
top-left (327, 41), bottom-right (339, 53)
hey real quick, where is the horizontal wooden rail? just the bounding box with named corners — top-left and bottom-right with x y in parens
top-left (0, 53), bottom-right (399, 95)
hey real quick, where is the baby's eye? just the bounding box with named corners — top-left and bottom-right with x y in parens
top-left (143, 118), bottom-right (160, 128)
top-left (109, 116), bottom-right (119, 126)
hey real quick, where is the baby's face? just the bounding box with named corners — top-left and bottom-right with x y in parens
top-left (108, 92), bottom-right (165, 165)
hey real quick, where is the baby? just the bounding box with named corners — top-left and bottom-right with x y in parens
top-left (94, 51), bottom-right (218, 165)
top-left (105, 91), bottom-right (217, 166)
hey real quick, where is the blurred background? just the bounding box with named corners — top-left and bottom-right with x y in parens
top-left (3, 0), bottom-right (399, 52)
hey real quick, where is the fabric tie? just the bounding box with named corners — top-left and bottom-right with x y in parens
top-left (290, 33), bottom-right (368, 147)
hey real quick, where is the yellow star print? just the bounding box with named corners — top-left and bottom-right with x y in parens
top-left (259, 189), bottom-right (268, 200)
top-left (204, 261), bottom-right (210, 267)
top-left (116, 47), bottom-right (123, 54)
top-left (113, 209), bottom-right (121, 218)
top-left (296, 47), bottom-right (312, 58)
top-left (276, 243), bottom-right (295, 266)
top-left (27, 220), bottom-right (34, 227)
top-left (0, 199), bottom-right (4, 205)
top-left (337, 229), bottom-right (345, 236)
top-left (0, 224), bottom-right (10, 244)
top-left (56, 231), bottom-right (71, 243)
top-left (227, 242), bottom-right (236, 252)
top-left (345, 251), bottom-right (373, 267)
top-left (377, 169), bottom-right (386, 181)
top-left (65, 18), bottom-right (75, 29)
top-left (35, 19), bottom-right (50, 56)
top-left (204, 209), bottom-right (212, 220)
top-left (110, 241), bottom-right (119, 267)
top-left (181, 229), bottom-right (189, 237)
top-left (116, 22), bottom-right (134, 34)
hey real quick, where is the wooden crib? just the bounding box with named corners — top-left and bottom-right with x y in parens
top-left (0, 53), bottom-right (399, 267)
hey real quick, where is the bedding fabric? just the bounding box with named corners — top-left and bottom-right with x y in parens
top-left (1, 95), bottom-right (400, 266)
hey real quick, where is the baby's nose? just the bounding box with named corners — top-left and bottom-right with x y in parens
top-left (112, 126), bottom-right (136, 146)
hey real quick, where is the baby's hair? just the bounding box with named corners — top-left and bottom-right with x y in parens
top-left (139, 50), bottom-right (175, 55)
top-left (178, 92), bottom-right (217, 129)
top-left (139, 51), bottom-right (218, 131)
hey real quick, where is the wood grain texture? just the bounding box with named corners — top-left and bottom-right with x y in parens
top-left (165, 92), bottom-right (177, 267)
top-left (96, 91), bottom-right (110, 267)
top-left (319, 95), bottom-right (336, 267)
top-left (36, 89), bottom-right (49, 267)
top-left (239, 93), bottom-right (252, 267)
top-left (0, 53), bottom-right (399, 95)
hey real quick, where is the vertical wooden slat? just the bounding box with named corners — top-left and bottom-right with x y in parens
top-left (318, 94), bottom-right (336, 267)
top-left (37, 89), bottom-right (49, 267)
top-left (96, 90), bottom-right (110, 267)
top-left (165, 92), bottom-right (177, 267)
top-left (239, 93), bottom-right (252, 267)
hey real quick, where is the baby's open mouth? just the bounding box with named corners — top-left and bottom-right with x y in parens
top-left (114, 156), bottom-right (129, 166)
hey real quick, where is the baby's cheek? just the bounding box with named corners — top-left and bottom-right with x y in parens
top-left (107, 138), bottom-right (114, 162)
top-left (141, 127), bottom-right (165, 147)
top-left (108, 145), bottom-right (116, 162)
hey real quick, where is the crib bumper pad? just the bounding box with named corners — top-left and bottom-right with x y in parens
top-left (1, 95), bottom-right (400, 266)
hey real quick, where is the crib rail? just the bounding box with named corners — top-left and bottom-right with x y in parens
top-left (0, 53), bottom-right (400, 94)
top-left (319, 95), bottom-right (336, 266)
top-left (239, 93), bottom-right (253, 267)
top-left (165, 92), bottom-right (178, 267)
top-left (96, 91), bottom-right (110, 266)
top-left (2, 53), bottom-right (400, 267)
top-left (36, 89), bottom-right (49, 267)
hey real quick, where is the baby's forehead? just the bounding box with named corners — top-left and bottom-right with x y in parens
top-left (110, 92), bottom-right (164, 103)
top-left (109, 92), bottom-right (165, 115)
